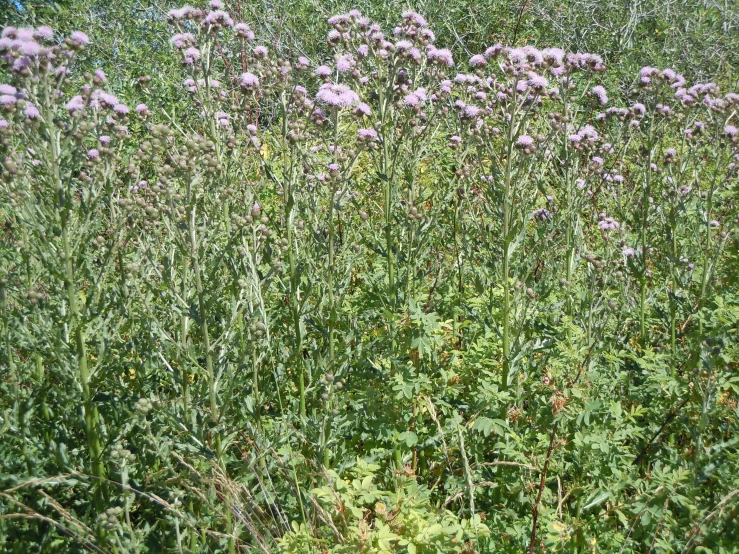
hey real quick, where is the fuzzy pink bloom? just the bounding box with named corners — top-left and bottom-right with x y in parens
top-left (253, 45), bottom-right (268, 57)
top-left (24, 104), bottom-right (40, 118)
top-left (0, 94), bottom-right (17, 106)
top-left (35, 25), bottom-right (53, 40)
top-left (469, 54), bottom-right (487, 67)
top-left (135, 103), bottom-right (148, 113)
top-left (355, 102), bottom-right (371, 116)
top-left (591, 85), bottom-right (608, 104)
top-left (87, 149), bottom-right (100, 159)
top-left (66, 95), bottom-right (84, 111)
top-left (70, 31), bottom-right (89, 45)
top-left (234, 23), bottom-right (255, 40)
top-left (358, 128), bottom-right (378, 140)
top-left (725, 125), bottom-right (738, 137)
top-left (113, 104), bottom-right (129, 115)
top-left (18, 40), bottom-right (41, 56)
top-left (99, 135), bottom-right (111, 144)
top-left (336, 53), bottom-right (355, 73)
top-left (516, 135), bottom-right (534, 147)
top-left (240, 72), bottom-right (259, 88)
top-left (427, 47), bottom-right (454, 67)
top-left (0, 84), bottom-right (16, 95)
top-left (315, 83), bottom-right (359, 108)
top-left (315, 65), bottom-right (332, 77)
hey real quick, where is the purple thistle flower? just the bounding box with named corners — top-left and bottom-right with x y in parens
top-left (18, 40), bottom-right (41, 56)
top-left (234, 23), bottom-right (255, 40)
top-left (591, 85), bottom-right (608, 105)
top-left (598, 217), bottom-right (619, 230)
top-left (35, 26), bottom-right (53, 40)
top-left (87, 148), bottom-right (100, 159)
top-left (315, 83), bottom-right (359, 108)
top-left (427, 47), bottom-right (454, 67)
top-left (725, 125), bottom-right (737, 137)
top-left (135, 103), bottom-right (148, 113)
top-left (527, 73), bottom-right (548, 90)
top-left (0, 84), bottom-right (16, 95)
top-left (315, 65), bottom-right (332, 78)
top-left (24, 104), bottom-right (40, 119)
top-left (69, 31), bottom-right (90, 46)
top-left (99, 135), bottom-right (111, 144)
top-left (0, 118), bottom-right (8, 129)
top-left (358, 128), bottom-right (378, 140)
top-left (469, 54), bottom-right (487, 67)
top-left (484, 44), bottom-right (503, 59)
top-left (336, 53), bottom-right (355, 73)
top-left (113, 104), bottom-right (129, 115)
top-left (66, 95), bottom-right (84, 111)
top-left (240, 72), bottom-right (259, 88)
top-left (404, 92), bottom-right (420, 107)
top-left (532, 208), bottom-right (552, 221)
top-left (184, 47), bottom-right (200, 62)
top-left (355, 102), bottom-right (371, 116)
top-left (253, 45), bottom-right (268, 58)
top-left (623, 247), bottom-right (635, 257)
top-left (516, 135), bottom-right (534, 147)
top-left (297, 56), bottom-right (310, 67)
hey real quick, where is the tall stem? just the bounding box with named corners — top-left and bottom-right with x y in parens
top-left (48, 96), bottom-right (103, 507)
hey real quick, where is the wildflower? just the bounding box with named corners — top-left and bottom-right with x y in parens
top-left (598, 217), bottom-right (619, 230)
top-left (516, 135), bottom-right (534, 148)
top-left (184, 47), bottom-right (200, 63)
top-left (35, 26), bottom-right (53, 40)
top-left (240, 72), bottom-right (259, 88)
top-left (315, 83), bottom-right (359, 108)
top-left (358, 128), bottom-right (378, 140)
top-left (336, 53), bottom-right (355, 73)
top-left (113, 104), bottom-right (129, 115)
top-left (0, 94), bottom-right (17, 106)
top-left (24, 104), bottom-right (40, 119)
top-left (315, 65), bottom-right (332, 78)
top-left (484, 44), bottom-right (503, 59)
top-left (532, 208), bottom-right (552, 221)
top-left (623, 247), bottom-right (635, 257)
top-left (69, 31), bottom-right (90, 46)
top-left (527, 73), bottom-right (548, 90)
top-left (135, 103), bottom-right (148, 113)
top-left (355, 102), bottom-right (371, 117)
top-left (426, 47), bottom-right (454, 67)
top-left (253, 45), bottom-right (268, 57)
top-left (591, 85), bottom-right (608, 105)
top-left (0, 84), bottom-right (17, 95)
top-left (66, 95), bottom-right (84, 111)
top-left (725, 125), bottom-right (737, 137)
top-left (19, 41), bottom-right (41, 56)
top-left (469, 54), bottom-right (486, 67)
top-left (99, 135), bottom-right (111, 144)
top-left (87, 148), bottom-right (100, 159)
top-left (234, 23), bottom-right (255, 39)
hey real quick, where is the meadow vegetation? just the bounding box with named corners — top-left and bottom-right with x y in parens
top-left (0, 1), bottom-right (738, 552)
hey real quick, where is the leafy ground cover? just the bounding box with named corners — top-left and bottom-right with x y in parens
top-left (0, 2), bottom-right (738, 552)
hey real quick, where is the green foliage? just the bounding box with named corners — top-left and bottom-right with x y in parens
top-left (0, 1), bottom-right (738, 553)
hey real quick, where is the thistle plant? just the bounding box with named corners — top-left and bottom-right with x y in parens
top-left (1, 6), bottom-right (739, 554)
